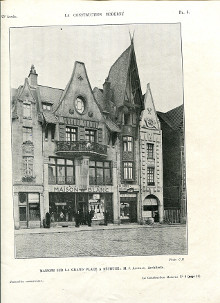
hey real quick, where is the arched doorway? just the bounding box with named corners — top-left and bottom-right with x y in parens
top-left (143, 195), bottom-right (159, 222)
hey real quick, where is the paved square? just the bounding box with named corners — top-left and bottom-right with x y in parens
top-left (15, 225), bottom-right (187, 258)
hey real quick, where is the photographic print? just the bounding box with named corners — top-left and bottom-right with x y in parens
top-left (10, 24), bottom-right (187, 258)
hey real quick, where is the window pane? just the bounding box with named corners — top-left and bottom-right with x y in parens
top-left (23, 104), bottom-right (31, 118)
top-left (97, 168), bottom-right (104, 184)
top-left (89, 168), bottom-right (96, 184)
top-left (90, 161), bottom-right (95, 167)
top-left (104, 169), bottom-right (111, 184)
top-left (66, 159), bottom-right (73, 165)
top-left (57, 166), bottom-right (65, 184)
top-left (23, 157), bottom-right (33, 176)
top-left (104, 162), bottom-right (110, 168)
top-left (48, 165), bottom-right (56, 184)
top-left (28, 193), bottom-right (39, 203)
top-left (49, 157), bottom-right (56, 164)
top-left (66, 166), bottom-right (74, 184)
top-left (19, 207), bottom-right (27, 221)
top-left (23, 127), bottom-right (32, 142)
top-left (57, 159), bottom-right (65, 165)
top-left (97, 162), bottom-right (103, 167)
top-left (29, 203), bottom-right (40, 221)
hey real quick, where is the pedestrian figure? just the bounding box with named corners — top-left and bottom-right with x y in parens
top-left (87, 210), bottom-right (93, 227)
top-left (75, 210), bottom-right (80, 227)
top-left (45, 212), bottom-right (51, 228)
top-left (104, 210), bottom-right (109, 226)
top-left (60, 211), bottom-right (65, 222)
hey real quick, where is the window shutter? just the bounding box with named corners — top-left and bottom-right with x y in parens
top-left (98, 128), bottom-right (103, 143)
top-left (79, 126), bottom-right (85, 141)
top-left (59, 124), bottom-right (66, 141)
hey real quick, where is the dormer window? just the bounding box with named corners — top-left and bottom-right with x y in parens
top-left (23, 103), bottom-right (31, 119)
top-left (42, 103), bottom-right (52, 111)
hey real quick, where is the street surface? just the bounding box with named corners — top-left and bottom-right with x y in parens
top-left (15, 224), bottom-right (187, 258)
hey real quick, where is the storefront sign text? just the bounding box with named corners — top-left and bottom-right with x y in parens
top-left (53, 186), bottom-right (110, 193)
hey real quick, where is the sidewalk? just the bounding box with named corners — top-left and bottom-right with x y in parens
top-left (15, 223), bottom-right (183, 235)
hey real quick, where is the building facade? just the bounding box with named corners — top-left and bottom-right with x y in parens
top-left (157, 105), bottom-right (186, 223)
top-left (11, 41), bottom-right (164, 229)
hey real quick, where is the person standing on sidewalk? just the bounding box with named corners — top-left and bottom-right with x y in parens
top-left (104, 210), bottom-right (109, 226)
top-left (75, 210), bottom-right (80, 227)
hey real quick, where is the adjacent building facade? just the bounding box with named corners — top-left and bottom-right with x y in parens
top-left (11, 40), bottom-right (165, 229)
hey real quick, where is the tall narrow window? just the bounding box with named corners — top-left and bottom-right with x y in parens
top-left (123, 136), bottom-right (133, 152)
top-left (23, 156), bottom-right (34, 176)
top-left (123, 162), bottom-right (133, 180)
top-left (23, 127), bottom-right (33, 142)
top-left (66, 127), bottom-right (77, 142)
top-left (23, 103), bottom-right (31, 118)
top-left (147, 143), bottom-right (154, 159)
top-left (147, 167), bottom-right (155, 186)
top-left (85, 129), bottom-right (96, 143)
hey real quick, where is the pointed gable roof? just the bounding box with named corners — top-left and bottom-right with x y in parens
top-left (107, 45), bottom-right (131, 108)
top-left (141, 83), bottom-right (160, 130)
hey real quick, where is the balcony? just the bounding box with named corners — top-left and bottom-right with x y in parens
top-left (56, 141), bottom-right (107, 157)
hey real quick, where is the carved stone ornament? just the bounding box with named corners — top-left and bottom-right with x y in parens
top-left (69, 109), bottom-right (75, 115)
top-left (88, 111), bottom-right (93, 118)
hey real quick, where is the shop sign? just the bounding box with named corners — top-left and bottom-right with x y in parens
top-left (119, 185), bottom-right (139, 192)
top-left (53, 185), bottom-right (110, 193)
top-left (120, 193), bottom-right (136, 198)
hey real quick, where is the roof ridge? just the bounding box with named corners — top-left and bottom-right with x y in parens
top-left (37, 84), bottom-right (64, 91)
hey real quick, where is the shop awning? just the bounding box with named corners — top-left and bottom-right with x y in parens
top-left (105, 118), bottom-right (121, 133)
top-left (43, 111), bottom-right (58, 124)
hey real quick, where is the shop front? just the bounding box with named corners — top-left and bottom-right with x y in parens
top-left (49, 191), bottom-right (113, 226)
top-left (142, 195), bottom-right (159, 222)
top-left (17, 192), bottom-right (41, 228)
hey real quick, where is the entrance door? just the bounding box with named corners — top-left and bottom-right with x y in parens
top-left (120, 200), bottom-right (137, 223)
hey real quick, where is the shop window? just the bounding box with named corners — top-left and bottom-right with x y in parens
top-left (66, 127), bottom-right (77, 142)
top-left (147, 143), bottom-right (154, 159)
top-left (18, 192), bottom-right (40, 222)
top-left (123, 136), bottom-right (133, 152)
top-left (23, 127), bottom-right (33, 143)
top-left (23, 156), bottom-right (33, 177)
top-left (147, 167), bottom-right (155, 186)
top-left (23, 103), bottom-right (31, 119)
top-left (123, 162), bottom-right (133, 180)
top-left (89, 161), bottom-right (112, 185)
top-left (48, 158), bottom-right (75, 185)
top-left (85, 129), bottom-right (96, 143)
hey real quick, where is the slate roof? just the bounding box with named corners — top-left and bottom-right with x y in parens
top-left (42, 111), bottom-right (58, 124)
top-left (157, 104), bottom-right (184, 130)
top-left (105, 118), bottom-right (121, 133)
top-left (93, 87), bottom-right (105, 111)
top-left (107, 45), bottom-right (131, 108)
top-left (38, 85), bottom-right (63, 105)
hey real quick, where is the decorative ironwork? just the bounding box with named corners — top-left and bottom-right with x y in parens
top-left (56, 141), bottom-right (107, 156)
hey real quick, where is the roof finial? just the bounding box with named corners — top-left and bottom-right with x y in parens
top-left (30, 64), bottom-right (37, 75)
top-left (129, 30), bottom-right (135, 44)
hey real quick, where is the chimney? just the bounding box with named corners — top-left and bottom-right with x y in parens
top-left (103, 78), bottom-right (112, 113)
top-left (28, 65), bottom-right (38, 87)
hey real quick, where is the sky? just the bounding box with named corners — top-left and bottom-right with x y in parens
top-left (10, 23), bottom-right (183, 112)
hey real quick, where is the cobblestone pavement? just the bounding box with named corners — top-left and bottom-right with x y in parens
top-left (15, 225), bottom-right (187, 258)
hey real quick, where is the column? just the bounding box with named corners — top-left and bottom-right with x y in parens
top-left (14, 192), bottom-right (20, 230)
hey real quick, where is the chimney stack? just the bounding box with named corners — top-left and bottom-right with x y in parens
top-left (28, 65), bottom-right (38, 87)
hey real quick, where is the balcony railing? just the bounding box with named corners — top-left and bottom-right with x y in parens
top-left (56, 141), bottom-right (107, 156)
